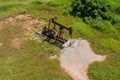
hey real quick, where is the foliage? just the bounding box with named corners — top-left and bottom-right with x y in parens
top-left (84, 17), bottom-right (116, 33)
top-left (116, 6), bottom-right (120, 14)
top-left (71, 0), bottom-right (112, 20)
top-left (71, 0), bottom-right (120, 38)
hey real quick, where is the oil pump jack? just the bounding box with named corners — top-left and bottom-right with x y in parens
top-left (41, 17), bottom-right (72, 43)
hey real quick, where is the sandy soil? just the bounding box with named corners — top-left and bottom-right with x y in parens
top-left (59, 39), bottom-right (107, 80)
top-left (0, 14), bottom-right (47, 34)
top-left (0, 43), bottom-right (3, 48)
top-left (0, 25), bottom-right (3, 30)
top-left (0, 14), bottom-right (47, 48)
top-left (11, 38), bottom-right (23, 49)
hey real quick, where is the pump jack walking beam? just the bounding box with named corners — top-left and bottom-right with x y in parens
top-left (41, 17), bottom-right (73, 43)
top-left (49, 17), bottom-right (72, 36)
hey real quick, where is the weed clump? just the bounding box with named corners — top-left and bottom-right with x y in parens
top-left (70, 0), bottom-right (120, 39)
top-left (32, 0), bottom-right (42, 5)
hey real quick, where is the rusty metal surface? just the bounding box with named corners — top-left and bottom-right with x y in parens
top-left (41, 17), bottom-right (73, 43)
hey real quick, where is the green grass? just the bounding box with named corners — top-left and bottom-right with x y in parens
top-left (0, 41), bottom-right (72, 80)
top-left (0, 0), bottom-right (120, 80)
top-left (0, 24), bottom-right (72, 80)
top-left (106, 0), bottom-right (120, 9)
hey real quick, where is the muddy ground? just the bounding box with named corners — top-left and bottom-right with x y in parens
top-left (60, 39), bottom-right (107, 80)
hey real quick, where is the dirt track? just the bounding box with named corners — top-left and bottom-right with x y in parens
top-left (59, 39), bottom-right (107, 80)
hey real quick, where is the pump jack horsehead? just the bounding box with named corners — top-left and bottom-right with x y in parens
top-left (41, 17), bottom-right (73, 43)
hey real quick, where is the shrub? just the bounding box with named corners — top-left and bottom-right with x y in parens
top-left (71, 0), bottom-right (112, 20)
top-left (70, 0), bottom-right (120, 36)
top-left (112, 15), bottom-right (120, 24)
top-left (116, 6), bottom-right (120, 14)
top-left (32, 0), bottom-right (42, 5)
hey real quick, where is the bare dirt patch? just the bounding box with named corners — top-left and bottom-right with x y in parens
top-left (0, 14), bottom-right (47, 34)
top-left (15, 14), bottom-right (30, 20)
top-left (0, 14), bottom-right (47, 46)
top-left (50, 55), bottom-right (57, 59)
top-left (0, 25), bottom-right (3, 30)
top-left (0, 14), bottom-right (47, 41)
top-left (0, 43), bottom-right (3, 48)
top-left (60, 39), bottom-right (107, 80)
top-left (11, 38), bottom-right (23, 49)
